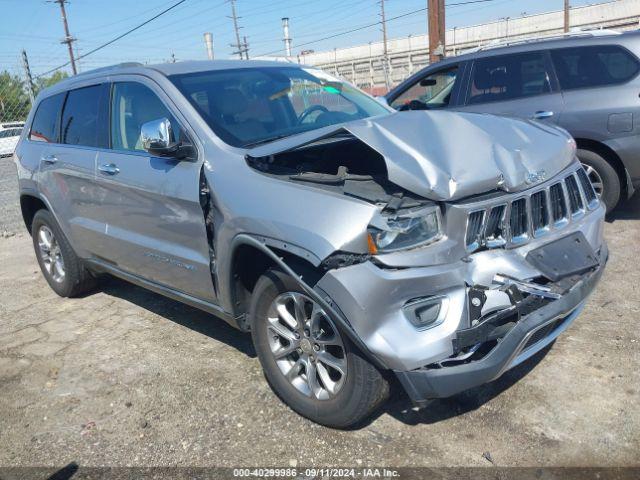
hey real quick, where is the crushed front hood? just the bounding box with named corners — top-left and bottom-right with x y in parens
top-left (247, 111), bottom-right (577, 201)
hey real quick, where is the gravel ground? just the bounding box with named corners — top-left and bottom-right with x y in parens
top-left (0, 159), bottom-right (639, 469)
top-left (0, 157), bottom-right (23, 235)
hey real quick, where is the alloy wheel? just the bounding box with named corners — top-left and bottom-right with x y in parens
top-left (266, 292), bottom-right (347, 400)
top-left (37, 225), bottom-right (66, 283)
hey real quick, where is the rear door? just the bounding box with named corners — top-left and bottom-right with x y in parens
top-left (33, 85), bottom-right (109, 254)
top-left (549, 44), bottom-right (640, 140)
top-left (457, 50), bottom-right (565, 124)
top-left (90, 78), bottom-right (215, 302)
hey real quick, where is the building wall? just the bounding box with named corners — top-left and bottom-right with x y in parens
top-left (294, 0), bottom-right (640, 94)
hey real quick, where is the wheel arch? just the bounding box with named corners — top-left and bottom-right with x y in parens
top-left (226, 234), bottom-right (387, 369)
top-left (574, 138), bottom-right (629, 198)
top-left (20, 193), bottom-right (48, 234)
top-left (228, 237), bottom-right (323, 329)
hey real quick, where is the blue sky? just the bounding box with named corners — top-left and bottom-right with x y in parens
top-left (0, 0), bottom-right (608, 77)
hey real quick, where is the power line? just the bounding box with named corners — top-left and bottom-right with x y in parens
top-left (253, 0), bottom-right (499, 58)
top-left (35, 0), bottom-right (189, 78)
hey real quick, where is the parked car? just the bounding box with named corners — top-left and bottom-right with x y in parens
top-left (15, 61), bottom-right (607, 428)
top-left (385, 30), bottom-right (640, 213)
top-left (0, 122), bottom-right (24, 157)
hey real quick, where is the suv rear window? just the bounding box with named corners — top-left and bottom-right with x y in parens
top-left (29, 93), bottom-right (65, 143)
top-left (551, 45), bottom-right (640, 90)
top-left (468, 52), bottom-right (552, 105)
top-left (61, 84), bottom-right (108, 148)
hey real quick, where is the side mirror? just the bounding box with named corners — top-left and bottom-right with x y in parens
top-left (141, 118), bottom-right (180, 157)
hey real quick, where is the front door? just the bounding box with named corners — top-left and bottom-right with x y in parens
top-left (90, 79), bottom-right (216, 302)
top-left (457, 50), bottom-right (565, 124)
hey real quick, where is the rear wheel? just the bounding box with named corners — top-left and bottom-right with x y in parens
top-left (249, 268), bottom-right (388, 428)
top-left (31, 209), bottom-right (96, 297)
top-left (576, 148), bottom-right (620, 213)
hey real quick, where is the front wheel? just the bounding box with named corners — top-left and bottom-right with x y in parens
top-left (249, 268), bottom-right (388, 428)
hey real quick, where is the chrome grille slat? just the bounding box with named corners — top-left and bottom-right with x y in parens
top-left (509, 198), bottom-right (529, 243)
top-left (576, 167), bottom-right (598, 209)
top-left (549, 182), bottom-right (567, 226)
top-left (531, 190), bottom-right (550, 236)
top-left (565, 173), bottom-right (585, 215)
top-left (485, 204), bottom-right (506, 247)
top-left (465, 210), bottom-right (486, 251)
top-left (463, 166), bottom-right (597, 252)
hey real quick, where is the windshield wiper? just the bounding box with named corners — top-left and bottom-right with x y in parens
top-left (243, 134), bottom-right (291, 148)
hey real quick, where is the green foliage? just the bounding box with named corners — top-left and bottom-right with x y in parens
top-left (35, 71), bottom-right (69, 93)
top-left (0, 69), bottom-right (70, 122)
top-left (0, 71), bottom-right (30, 122)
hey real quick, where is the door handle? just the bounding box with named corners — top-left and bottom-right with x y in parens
top-left (532, 110), bottom-right (554, 120)
top-left (98, 163), bottom-right (120, 175)
top-left (41, 154), bottom-right (58, 164)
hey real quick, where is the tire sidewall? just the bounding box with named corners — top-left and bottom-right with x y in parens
top-left (31, 210), bottom-right (78, 297)
top-left (249, 269), bottom-right (376, 427)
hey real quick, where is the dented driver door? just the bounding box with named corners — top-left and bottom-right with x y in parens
top-left (89, 78), bottom-right (216, 302)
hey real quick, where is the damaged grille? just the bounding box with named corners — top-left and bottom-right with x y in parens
top-left (464, 167), bottom-right (598, 252)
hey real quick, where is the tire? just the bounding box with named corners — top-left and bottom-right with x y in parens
top-left (31, 209), bottom-right (97, 297)
top-left (576, 148), bottom-right (621, 214)
top-left (249, 268), bottom-right (389, 428)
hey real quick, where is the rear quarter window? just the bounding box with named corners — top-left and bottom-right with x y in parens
top-left (29, 93), bottom-right (65, 143)
top-left (551, 45), bottom-right (640, 90)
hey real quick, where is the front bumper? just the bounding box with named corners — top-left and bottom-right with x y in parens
top-left (395, 242), bottom-right (607, 405)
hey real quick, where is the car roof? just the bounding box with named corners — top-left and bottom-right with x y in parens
top-left (441, 29), bottom-right (640, 64)
top-left (34, 59), bottom-right (311, 100)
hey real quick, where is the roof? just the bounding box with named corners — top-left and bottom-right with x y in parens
top-left (71, 59), bottom-right (302, 79)
top-left (35, 59), bottom-right (309, 100)
top-left (147, 59), bottom-right (301, 75)
top-left (447, 28), bottom-right (640, 63)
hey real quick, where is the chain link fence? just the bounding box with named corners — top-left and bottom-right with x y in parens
top-left (0, 64), bottom-right (68, 157)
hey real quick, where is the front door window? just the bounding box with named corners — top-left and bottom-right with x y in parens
top-left (391, 66), bottom-right (459, 110)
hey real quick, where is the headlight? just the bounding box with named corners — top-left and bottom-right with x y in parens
top-left (367, 206), bottom-right (442, 253)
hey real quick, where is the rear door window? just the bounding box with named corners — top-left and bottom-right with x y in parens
top-left (29, 93), bottom-right (65, 143)
top-left (551, 45), bottom-right (640, 90)
top-left (60, 84), bottom-right (108, 148)
top-left (468, 52), bottom-right (552, 105)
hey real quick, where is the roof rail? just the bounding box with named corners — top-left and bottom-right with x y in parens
top-left (470, 28), bottom-right (621, 53)
top-left (74, 62), bottom-right (144, 77)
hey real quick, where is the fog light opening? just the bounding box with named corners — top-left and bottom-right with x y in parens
top-left (404, 295), bottom-right (448, 330)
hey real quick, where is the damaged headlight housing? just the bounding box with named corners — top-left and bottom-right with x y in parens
top-left (367, 206), bottom-right (442, 253)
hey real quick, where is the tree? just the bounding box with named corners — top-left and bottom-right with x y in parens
top-left (0, 71), bottom-right (30, 122)
top-left (35, 70), bottom-right (69, 94)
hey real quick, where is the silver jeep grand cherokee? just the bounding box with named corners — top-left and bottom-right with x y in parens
top-left (14, 60), bottom-right (607, 428)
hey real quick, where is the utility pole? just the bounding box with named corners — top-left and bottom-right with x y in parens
top-left (53, 0), bottom-right (77, 75)
top-left (564, 0), bottom-right (570, 33)
top-left (428, 0), bottom-right (445, 64)
top-left (379, 0), bottom-right (391, 89)
top-left (204, 32), bottom-right (214, 60)
top-left (21, 50), bottom-right (35, 103)
top-left (243, 36), bottom-right (249, 59)
top-left (282, 17), bottom-right (292, 57)
top-left (229, 0), bottom-right (244, 60)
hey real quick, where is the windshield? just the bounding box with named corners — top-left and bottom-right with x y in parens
top-left (169, 66), bottom-right (390, 147)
